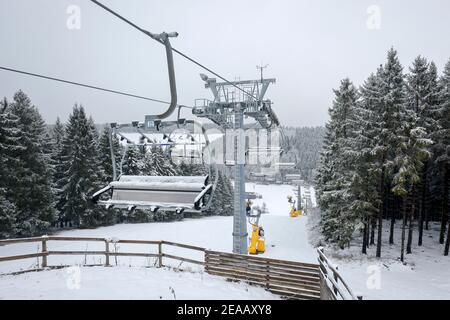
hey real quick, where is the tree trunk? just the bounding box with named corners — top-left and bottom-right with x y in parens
top-left (366, 221), bottom-right (370, 248)
top-left (418, 210), bottom-right (424, 246)
top-left (439, 167), bottom-right (449, 244)
top-left (389, 199), bottom-right (396, 245)
top-left (401, 197), bottom-right (407, 263)
top-left (366, 219), bottom-right (371, 248)
top-left (444, 166), bottom-right (450, 256)
top-left (362, 222), bottom-right (368, 254)
top-left (370, 217), bottom-right (376, 245)
top-left (418, 163), bottom-right (428, 246)
top-left (445, 219), bottom-right (450, 256)
top-left (376, 168), bottom-right (385, 258)
top-left (407, 198), bottom-right (415, 254)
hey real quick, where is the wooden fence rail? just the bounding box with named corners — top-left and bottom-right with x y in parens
top-left (0, 236), bottom-right (205, 270)
top-left (205, 250), bottom-right (321, 300)
top-left (0, 237), bottom-right (359, 300)
top-left (317, 247), bottom-right (362, 300)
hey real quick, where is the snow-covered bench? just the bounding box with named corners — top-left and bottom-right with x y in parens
top-left (92, 175), bottom-right (213, 213)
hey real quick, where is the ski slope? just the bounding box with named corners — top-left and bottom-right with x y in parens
top-left (1, 183), bottom-right (448, 300)
top-left (0, 183), bottom-right (316, 300)
top-left (0, 266), bottom-right (278, 300)
top-left (0, 184), bottom-right (317, 272)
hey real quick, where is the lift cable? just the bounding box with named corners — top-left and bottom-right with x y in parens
top-left (0, 66), bottom-right (170, 105)
top-left (90, 0), bottom-right (258, 101)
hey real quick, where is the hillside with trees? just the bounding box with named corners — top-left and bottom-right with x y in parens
top-left (315, 48), bottom-right (450, 259)
top-left (0, 92), bottom-right (233, 238)
top-left (282, 126), bottom-right (325, 182)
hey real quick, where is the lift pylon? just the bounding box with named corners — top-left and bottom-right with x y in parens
top-left (193, 74), bottom-right (279, 254)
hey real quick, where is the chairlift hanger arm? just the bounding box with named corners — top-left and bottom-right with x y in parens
top-left (90, 0), bottom-right (256, 101)
top-left (91, 1), bottom-right (178, 121)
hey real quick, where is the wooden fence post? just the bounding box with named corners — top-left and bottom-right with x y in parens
top-left (41, 237), bottom-right (48, 268)
top-left (204, 250), bottom-right (209, 273)
top-left (319, 272), bottom-right (327, 300)
top-left (265, 260), bottom-right (270, 290)
top-left (105, 240), bottom-right (110, 267)
top-left (318, 247), bottom-right (327, 300)
top-left (158, 241), bottom-right (163, 268)
top-left (333, 266), bottom-right (339, 297)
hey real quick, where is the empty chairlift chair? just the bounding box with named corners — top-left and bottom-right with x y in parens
top-left (92, 175), bottom-right (213, 213)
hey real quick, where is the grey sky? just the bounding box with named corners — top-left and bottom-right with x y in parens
top-left (1, 0), bottom-right (449, 127)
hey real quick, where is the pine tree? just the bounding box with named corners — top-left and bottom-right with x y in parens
top-left (207, 170), bottom-right (224, 216)
top-left (316, 78), bottom-right (360, 248)
top-left (0, 98), bottom-right (20, 238)
top-left (209, 171), bottom-right (233, 216)
top-left (9, 91), bottom-right (55, 236)
top-left (372, 48), bottom-right (407, 258)
top-left (221, 173), bottom-right (234, 216)
top-left (391, 121), bottom-right (431, 261)
top-left (122, 145), bottom-right (143, 176)
top-left (315, 51), bottom-right (450, 258)
top-left (434, 59), bottom-right (450, 254)
top-left (151, 146), bottom-right (178, 176)
top-left (356, 74), bottom-right (383, 254)
top-left (391, 67), bottom-right (432, 260)
top-left (405, 56), bottom-right (439, 247)
top-left (98, 127), bottom-right (121, 182)
top-left (58, 105), bottom-right (104, 228)
top-left (51, 118), bottom-right (67, 227)
top-left (0, 188), bottom-right (16, 239)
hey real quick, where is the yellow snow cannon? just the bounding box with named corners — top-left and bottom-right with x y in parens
top-left (247, 208), bottom-right (265, 255)
top-left (287, 196), bottom-right (302, 217)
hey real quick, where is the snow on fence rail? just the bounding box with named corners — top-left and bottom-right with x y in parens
top-left (317, 247), bottom-right (362, 300)
top-left (0, 236), bottom-right (205, 270)
top-left (0, 237), bottom-right (359, 300)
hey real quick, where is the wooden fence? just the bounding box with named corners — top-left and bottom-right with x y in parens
top-left (0, 237), bottom-right (359, 300)
top-left (0, 236), bottom-right (205, 271)
top-left (317, 247), bottom-right (362, 300)
top-left (205, 250), bottom-right (321, 300)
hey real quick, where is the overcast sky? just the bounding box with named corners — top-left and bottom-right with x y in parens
top-left (1, 0), bottom-right (449, 127)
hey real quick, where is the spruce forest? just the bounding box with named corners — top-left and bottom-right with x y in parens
top-left (0, 92), bottom-right (233, 238)
top-left (315, 48), bottom-right (450, 259)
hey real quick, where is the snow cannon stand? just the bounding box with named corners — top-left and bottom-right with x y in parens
top-left (248, 224), bottom-right (265, 255)
top-left (287, 196), bottom-right (302, 218)
top-left (247, 207), bottom-right (265, 255)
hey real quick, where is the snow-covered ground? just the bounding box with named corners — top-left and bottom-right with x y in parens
top-left (0, 183), bottom-right (449, 300)
top-left (0, 183), bottom-right (314, 300)
top-left (307, 208), bottom-right (450, 300)
top-left (0, 266), bottom-right (278, 300)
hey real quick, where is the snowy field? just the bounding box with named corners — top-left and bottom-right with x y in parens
top-left (0, 266), bottom-right (278, 300)
top-left (0, 183), bottom-right (449, 300)
top-left (307, 208), bottom-right (450, 300)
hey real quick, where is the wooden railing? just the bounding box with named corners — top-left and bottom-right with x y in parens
top-left (317, 247), bottom-right (362, 300)
top-left (0, 237), bottom-right (359, 300)
top-left (205, 250), bottom-right (321, 300)
top-left (0, 236), bottom-right (205, 271)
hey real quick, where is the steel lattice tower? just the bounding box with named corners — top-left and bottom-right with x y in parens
top-left (193, 74), bottom-right (279, 254)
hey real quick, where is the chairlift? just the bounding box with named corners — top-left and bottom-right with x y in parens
top-left (274, 162), bottom-right (296, 169)
top-left (246, 192), bottom-right (262, 200)
top-left (92, 175), bottom-right (213, 212)
top-left (285, 174), bottom-right (302, 181)
top-left (246, 147), bottom-right (283, 156)
top-left (91, 31), bottom-right (218, 213)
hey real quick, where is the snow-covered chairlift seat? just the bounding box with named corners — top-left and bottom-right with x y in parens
top-left (92, 175), bottom-right (213, 212)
